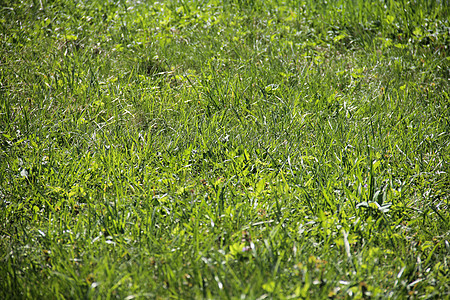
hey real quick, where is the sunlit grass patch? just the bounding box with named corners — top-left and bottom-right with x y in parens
top-left (1, 0), bottom-right (449, 298)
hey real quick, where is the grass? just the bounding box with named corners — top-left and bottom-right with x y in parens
top-left (1, 0), bottom-right (449, 298)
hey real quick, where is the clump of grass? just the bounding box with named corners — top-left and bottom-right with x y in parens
top-left (1, 0), bottom-right (449, 298)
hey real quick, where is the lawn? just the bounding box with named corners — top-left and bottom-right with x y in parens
top-left (1, 0), bottom-right (449, 298)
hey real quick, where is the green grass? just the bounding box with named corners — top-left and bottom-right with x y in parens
top-left (1, 0), bottom-right (449, 298)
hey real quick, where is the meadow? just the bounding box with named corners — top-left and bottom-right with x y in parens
top-left (0, 0), bottom-right (449, 298)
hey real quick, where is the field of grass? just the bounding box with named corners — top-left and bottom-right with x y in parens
top-left (1, 0), bottom-right (449, 298)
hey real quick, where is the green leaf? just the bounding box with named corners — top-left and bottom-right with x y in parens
top-left (262, 281), bottom-right (275, 293)
top-left (255, 178), bottom-right (265, 195)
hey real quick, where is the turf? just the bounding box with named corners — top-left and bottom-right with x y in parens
top-left (1, 0), bottom-right (449, 298)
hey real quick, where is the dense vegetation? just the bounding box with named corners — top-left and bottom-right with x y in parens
top-left (1, 0), bottom-right (449, 298)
